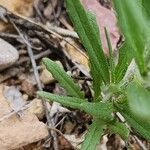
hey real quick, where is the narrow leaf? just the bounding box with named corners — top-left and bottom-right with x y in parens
top-left (89, 60), bottom-right (101, 101)
top-left (66, 0), bottom-right (110, 84)
top-left (142, 0), bottom-right (150, 19)
top-left (37, 91), bottom-right (85, 109)
top-left (141, 1), bottom-right (150, 67)
top-left (87, 11), bottom-right (102, 99)
top-left (86, 11), bottom-right (100, 41)
top-left (115, 99), bottom-right (150, 141)
top-left (127, 82), bottom-right (150, 119)
top-left (81, 102), bottom-right (113, 121)
top-left (43, 58), bottom-right (84, 98)
top-left (114, 43), bottom-right (133, 83)
top-left (108, 121), bottom-right (129, 140)
top-left (113, 0), bottom-right (148, 74)
top-left (81, 119), bottom-right (104, 150)
top-left (104, 27), bottom-right (115, 83)
top-left (38, 91), bottom-right (113, 121)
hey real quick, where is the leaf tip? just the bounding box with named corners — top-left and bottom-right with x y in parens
top-left (37, 91), bottom-right (43, 97)
top-left (42, 57), bottom-right (49, 64)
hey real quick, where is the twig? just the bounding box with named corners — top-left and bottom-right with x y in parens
top-left (0, 101), bottom-right (32, 122)
top-left (0, 111), bottom-right (16, 122)
top-left (8, 17), bottom-right (59, 148)
top-left (33, 0), bottom-right (45, 23)
top-left (49, 0), bottom-right (57, 24)
top-left (48, 126), bottom-right (75, 150)
top-left (133, 136), bottom-right (148, 150)
top-left (0, 50), bottom-right (50, 83)
top-left (7, 17), bottom-right (41, 50)
top-left (25, 34), bottom-right (59, 150)
top-left (71, 75), bottom-right (92, 81)
top-left (0, 6), bottom-right (89, 78)
top-left (0, 32), bottom-right (21, 39)
top-left (11, 15), bottom-right (87, 57)
top-left (16, 49), bottom-right (51, 65)
top-left (54, 115), bottom-right (67, 128)
top-left (46, 22), bottom-right (78, 38)
top-left (48, 127), bottom-right (64, 137)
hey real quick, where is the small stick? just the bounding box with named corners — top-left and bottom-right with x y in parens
top-left (133, 136), bottom-right (148, 150)
top-left (16, 49), bottom-right (51, 65)
top-left (25, 34), bottom-right (59, 150)
top-left (8, 17), bottom-right (57, 144)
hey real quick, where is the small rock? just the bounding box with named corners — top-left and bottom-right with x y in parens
top-left (22, 94), bottom-right (29, 101)
top-left (27, 98), bottom-right (44, 120)
top-left (0, 112), bottom-right (48, 150)
top-left (21, 79), bottom-right (37, 97)
top-left (63, 120), bottom-right (76, 134)
top-left (18, 72), bottom-right (37, 85)
top-left (40, 61), bottom-right (63, 85)
top-left (40, 68), bottom-right (54, 85)
top-left (0, 85), bottom-right (48, 150)
top-left (63, 134), bottom-right (85, 149)
top-left (49, 102), bottom-right (70, 118)
top-left (0, 38), bottom-right (19, 71)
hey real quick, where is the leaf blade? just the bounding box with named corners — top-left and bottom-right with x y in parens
top-left (114, 43), bottom-right (133, 83)
top-left (127, 82), bottom-right (150, 119)
top-left (115, 99), bottom-right (150, 141)
top-left (81, 101), bottom-right (113, 120)
top-left (113, 0), bottom-right (148, 74)
top-left (108, 121), bottom-right (129, 140)
top-left (104, 27), bottom-right (115, 83)
top-left (87, 11), bottom-right (102, 99)
top-left (43, 58), bottom-right (84, 98)
top-left (38, 91), bottom-right (113, 121)
top-left (81, 119), bottom-right (104, 150)
top-left (37, 91), bottom-right (85, 109)
top-left (66, 0), bottom-right (110, 84)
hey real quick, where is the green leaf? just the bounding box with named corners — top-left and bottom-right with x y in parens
top-left (66, 0), bottom-right (110, 84)
top-left (141, 1), bottom-right (150, 68)
top-left (127, 82), bottom-right (150, 119)
top-left (115, 99), bottom-right (150, 141)
top-left (37, 91), bottom-right (85, 109)
top-left (142, 0), bottom-right (150, 19)
top-left (108, 121), bottom-right (129, 140)
top-left (89, 60), bottom-right (102, 101)
top-left (81, 119), bottom-right (104, 150)
top-left (114, 43), bottom-right (133, 83)
top-left (38, 91), bottom-right (113, 121)
top-left (104, 27), bottom-right (115, 83)
top-left (86, 11), bottom-right (102, 100)
top-left (81, 102), bottom-right (113, 121)
top-left (42, 58), bottom-right (84, 98)
top-left (113, 0), bottom-right (148, 74)
top-left (86, 11), bottom-right (100, 41)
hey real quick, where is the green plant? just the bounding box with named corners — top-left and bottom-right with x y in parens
top-left (37, 0), bottom-right (150, 149)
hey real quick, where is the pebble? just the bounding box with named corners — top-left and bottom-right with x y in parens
top-left (40, 60), bottom-right (63, 84)
top-left (0, 38), bottom-right (19, 71)
top-left (27, 98), bottom-right (44, 120)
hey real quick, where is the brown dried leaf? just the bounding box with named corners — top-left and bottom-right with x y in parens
top-left (61, 39), bottom-right (90, 77)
